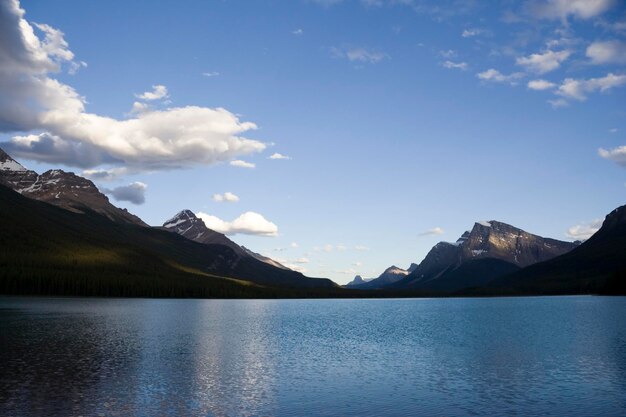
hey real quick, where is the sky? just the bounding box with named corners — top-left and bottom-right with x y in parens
top-left (0, 0), bottom-right (625, 284)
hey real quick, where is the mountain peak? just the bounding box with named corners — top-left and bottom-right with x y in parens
top-left (345, 274), bottom-right (370, 287)
top-left (164, 209), bottom-right (198, 228)
top-left (0, 148), bottom-right (28, 172)
top-left (383, 265), bottom-right (409, 275)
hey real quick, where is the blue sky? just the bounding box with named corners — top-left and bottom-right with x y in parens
top-left (1, 0), bottom-right (625, 283)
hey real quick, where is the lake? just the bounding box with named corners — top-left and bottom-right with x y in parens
top-left (1, 296), bottom-right (625, 416)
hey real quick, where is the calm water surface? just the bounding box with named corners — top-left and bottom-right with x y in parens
top-left (1, 296), bottom-right (625, 416)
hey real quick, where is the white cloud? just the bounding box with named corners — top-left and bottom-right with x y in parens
top-left (81, 167), bottom-right (130, 181)
top-left (566, 219), bottom-right (603, 240)
top-left (294, 257), bottom-right (310, 264)
top-left (0, 1), bottom-right (266, 172)
top-left (292, 28), bottom-right (303, 35)
top-left (609, 128), bottom-right (618, 133)
top-left (528, 79), bottom-right (557, 90)
top-left (290, 242), bottom-right (299, 248)
top-left (355, 245), bottom-right (370, 251)
top-left (32, 22), bottom-right (74, 62)
top-left (477, 69), bottom-right (525, 85)
top-left (202, 71), bottom-right (220, 77)
top-left (442, 60), bottom-right (468, 70)
top-left (212, 192), bottom-right (240, 203)
top-left (323, 244), bottom-right (334, 252)
top-left (68, 60), bottom-right (87, 75)
top-left (439, 49), bottom-right (457, 58)
top-left (462, 28), bottom-right (483, 38)
top-left (556, 73), bottom-right (626, 101)
top-left (529, 0), bottom-right (616, 20)
top-left (103, 182), bottom-right (147, 205)
top-left (230, 160), bottom-right (256, 168)
top-left (135, 85), bottom-right (168, 101)
top-left (418, 227), bottom-right (445, 236)
top-left (336, 244), bottom-right (347, 251)
top-left (516, 49), bottom-right (571, 73)
top-left (586, 40), bottom-right (626, 65)
top-left (599, 146), bottom-right (626, 168)
top-left (332, 46), bottom-right (388, 63)
top-left (548, 98), bottom-right (570, 108)
top-left (268, 152), bottom-right (291, 160)
top-left (196, 211), bottom-right (278, 237)
top-left (129, 101), bottom-right (150, 115)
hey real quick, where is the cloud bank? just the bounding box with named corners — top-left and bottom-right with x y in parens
top-left (0, 0), bottom-right (266, 173)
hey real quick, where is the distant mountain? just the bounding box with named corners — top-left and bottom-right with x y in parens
top-left (485, 205), bottom-right (626, 295)
top-left (0, 148), bottom-right (145, 226)
top-left (162, 210), bottom-right (291, 270)
top-left (347, 264), bottom-right (417, 289)
top-left (345, 275), bottom-right (371, 287)
top-left (0, 184), bottom-right (336, 297)
top-left (392, 220), bottom-right (578, 293)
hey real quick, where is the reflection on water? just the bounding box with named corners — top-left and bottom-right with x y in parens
top-left (1, 296), bottom-right (625, 416)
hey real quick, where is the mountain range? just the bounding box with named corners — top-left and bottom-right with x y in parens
top-left (0, 148), bottom-right (335, 296)
top-left (345, 264), bottom-right (417, 288)
top-left (1, 147), bottom-right (624, 297)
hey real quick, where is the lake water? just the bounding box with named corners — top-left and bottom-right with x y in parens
top-left (1, 296), bottom-right (625, 417)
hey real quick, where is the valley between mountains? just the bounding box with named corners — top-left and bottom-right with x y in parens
top-left (1, 147), bottom-right (625, 298)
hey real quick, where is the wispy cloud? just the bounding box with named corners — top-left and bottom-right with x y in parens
top-left (230, 160), bottom-right (256, 169)
top-left (442, 60), bottom-right (468, 70)
top-left (516, 49), bottom-right (571, 74)
top-left (332, 46), bottom-right (388, 63)
top-left (556, 73), bottom-right (626, 101)
top-left (462, 28), bottom-right (484, 38)
top-left (528, 0), bottom-right (617, 20)
top-left (268, 152), bottom-right (291, 160)
top-left (135, 85), bottom-right (168, 101)
top-left (477, 69), bottom-right (525, 85)
top-left (418, 227), bottom-right (445, 236)
top-left (566, 219), bottom-right (603, 240)
top-left (527, 79), bottom-right (556, 90)
top-left (212, 192), bottom-right (240, 203)
top-left (599, 146), bottom-right (626, 168)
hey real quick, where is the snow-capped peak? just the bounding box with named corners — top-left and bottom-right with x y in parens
top-left (164, 209), bottom-right (197, 228)
top-left (0, 158), bottom-right (27, 172)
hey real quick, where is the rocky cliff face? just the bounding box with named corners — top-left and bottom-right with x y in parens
top-left (395, 220), bottom-right (579, 290)
top-left (460, 221), bottom-right (577, 268)
top-left (0, 149), bottom-right (145, 226)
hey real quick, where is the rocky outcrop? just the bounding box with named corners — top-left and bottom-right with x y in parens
top-left (393, 220), bottom-right (579, 292)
